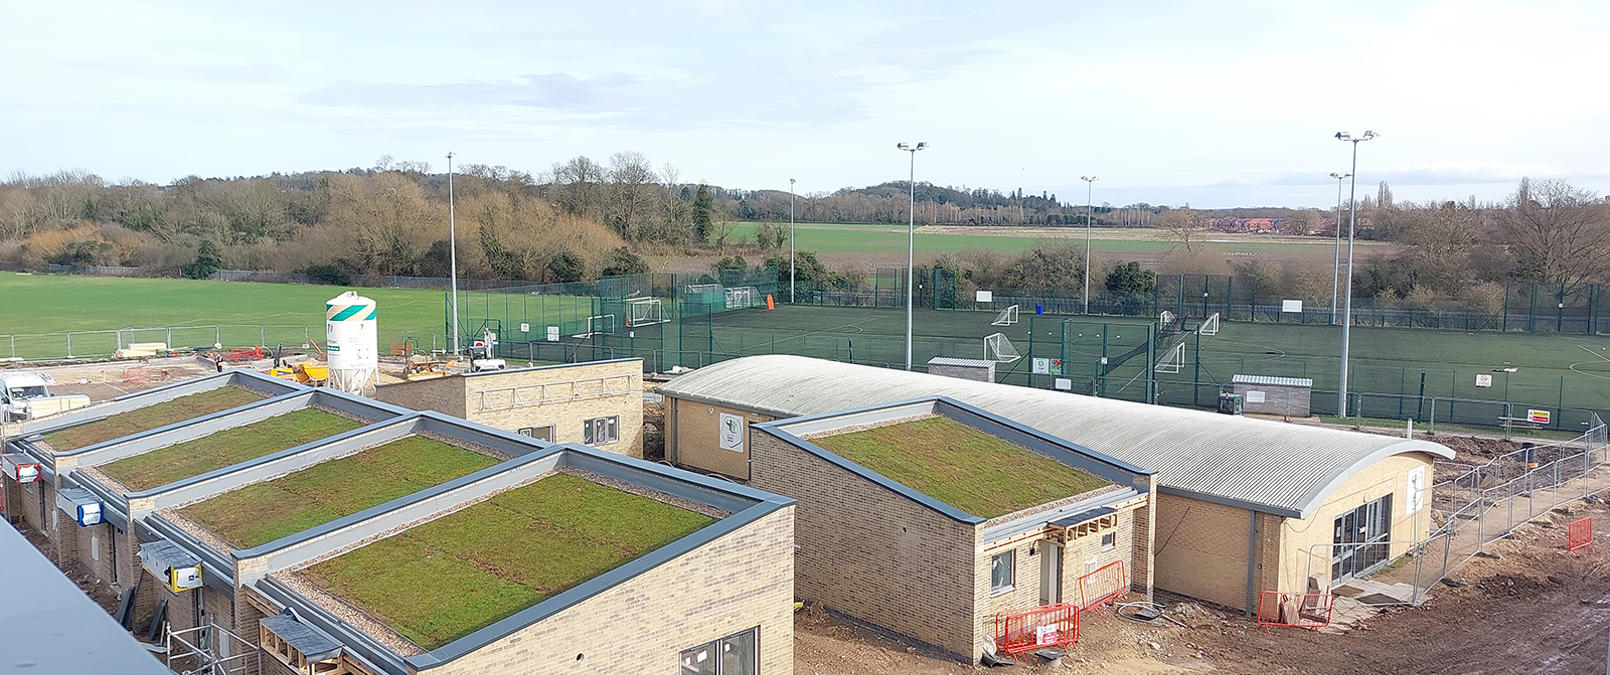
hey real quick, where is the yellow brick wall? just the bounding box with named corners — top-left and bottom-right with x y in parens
top-left (417, 506), bottom-right (794, 675)
top-left (667, 398), bottom-right (775, 480)
top-left (465, 361), bottom-right (643, 458)
top-left (749, 430), bottom-right (979, 660)
top-left (975, 509), bottom-right (1138, 643)
top-left (1152, 494), bottom-right (1256, 610)
top-left (377, 361), bottom-right (645, 458)
top-left (1274, 452), bottom-right (1438, 595)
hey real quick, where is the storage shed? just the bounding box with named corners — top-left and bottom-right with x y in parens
top-left (1232, 374), bottom-right (1314, 417)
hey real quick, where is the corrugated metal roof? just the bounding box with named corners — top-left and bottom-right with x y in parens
top-left (658, 356), bottom-right (1452, 518)
top-left (1233, 374), bottom-right (1314, 388)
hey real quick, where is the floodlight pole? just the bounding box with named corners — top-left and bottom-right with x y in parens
top-left (789, 178), bottom-right (797, 305)
top-left (1335, 131), bottom-right (1376, 417)
top-left (898, 142), bottom-right (927, 371)
top-left (1329, 172), bottom-right (1350, 325)
top-left (1081, 176), bottom-right (1098, 315)
top-left (447, 151), bottom-right (461, 356)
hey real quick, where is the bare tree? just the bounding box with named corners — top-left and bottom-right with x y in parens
top-left (1398, 201), bottom-right (1481, 293)
top-left (1499, 178), bottom-right (1610, 291)
top-left (1159, 205), bottom-right (1200, 251)
top-left (605, 151), bottom-right (657, 240)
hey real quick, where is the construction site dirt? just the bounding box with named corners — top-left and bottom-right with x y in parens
top-left (795, 498), bottom-right (1610, 674)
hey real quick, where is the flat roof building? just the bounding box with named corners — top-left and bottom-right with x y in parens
top-left (5, 369), bottom-right (796, 675)
top-left (659, 355), bottom-right (1453, 614)
top-left (751, 397), bottom-right (1153, 662)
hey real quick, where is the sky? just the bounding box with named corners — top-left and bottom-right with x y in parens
top-left (3, 0), bottom-right (1609, 209)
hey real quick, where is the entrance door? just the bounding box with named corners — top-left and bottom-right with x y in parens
top-left (1331, 494), bottom-right (1393, 583)
top-left (1039, 543), bottom-right (1062, 605)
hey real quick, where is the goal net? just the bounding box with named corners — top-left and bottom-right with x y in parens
top-left (984, 333), bottom-right (1022, 363)
top-left (1154, 342), bottom-right (1186, 373)
top-left (572, 314), bottom-right (616, 338)
top-left (1200, 312), bottom-right (1220, 336)
top-left (725, 286), bottom-right (760, 310)
top-left (625, 298), bottom-right (665, 327)
top-left (991, 304), bottom-right (1020, 327)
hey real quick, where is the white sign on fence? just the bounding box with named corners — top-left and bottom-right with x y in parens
top-left (546, 326), bottom-right (560, 342)
top-left (1053, 378), bottom-right (1072, 391)
top-left (1032, 357), bottom-right (1050, 374)
top-left (976, 290), bottom-right (994, 303)
top-left (1475, 373), bottom-right (1493, 388)
top-left (1281, 299), bottom-right (1303, 313)
top-left (519, 322), bottom-right (530, 333)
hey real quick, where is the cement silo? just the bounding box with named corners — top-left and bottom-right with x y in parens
top-left (325, 291), bottom-right (378, 393)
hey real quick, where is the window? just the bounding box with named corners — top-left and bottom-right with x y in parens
top-left (990, 550), bottom-right (1015, 595)
top-left (1100, 532), bottom-right (1116, 551)
top-left (584, 416), bottom-right (619, 446)
top-left (679, 627), bottom-right (757, 675)
top-left (517, 425), bottom-right (554, 442)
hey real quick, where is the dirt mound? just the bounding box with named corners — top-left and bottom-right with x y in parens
top-left (1435, 434), bottom-right (1522, 463)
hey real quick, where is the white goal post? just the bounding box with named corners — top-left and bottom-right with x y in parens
top-left (984, 332), bottom-right (1022, 363)
top-left (991, 304), bottom-right (1020, 327)
top-left (1160, 310), bottom-right (1176, 326)
top-left (625, 297), bottom-right (665, 327)
top-left (1155, 342), bottom-right (1186, 373)
top-left (725, 286), bottom-right (760, 310)
top-left (1200, 312), bottom-right (1220, 336)
top-left (572, 314), bottom-right (616, 338)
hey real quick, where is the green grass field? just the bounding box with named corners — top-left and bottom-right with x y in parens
top-left (179, 436), bottom-right (499, 548)
top-left (43, 386), bottom-right (267, 450)
top-left (811, 416), bottom-right (1109, 518)
top-left (299, 473), bottom-right (714, 650)
top-left (726, 221), bottom-right (1387, 259)
top-left (98, 408), bottom-right (364, 491)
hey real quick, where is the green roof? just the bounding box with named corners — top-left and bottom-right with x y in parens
top-left (299, 473), bottom-right (715, 650)
top-left (43, 386), bottom-right (266, 450)
top-left (179, 436), bottom-right (500, 548)
top-left (98, 408), bottom-right (362, 491)
top-left (809, 415), bottom-right (1111, 519)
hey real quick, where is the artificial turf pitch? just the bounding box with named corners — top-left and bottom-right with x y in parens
top-left (299, 473), bottom-right (715, 650)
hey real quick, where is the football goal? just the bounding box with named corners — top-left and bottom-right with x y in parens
top-left (984, 332), bottom-right (1022, 363)
top-left (571, 314), bottom-right (616, 338)
top-left (1154, 342), bottom-right (1186, 373)
top-left (725, 286), bottom-right (760, 310)
top-left (625, 297), bottom-right (665, 327)
top-left (1200, 312), bottom-right (1220, 336)
top-left (991, 304), bottom-right (1020, 327)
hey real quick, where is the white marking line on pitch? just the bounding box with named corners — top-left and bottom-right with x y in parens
top-left (730, 318), bottom-right (878, 354)
top-left (1578, 345), bottom-right (1610, 362)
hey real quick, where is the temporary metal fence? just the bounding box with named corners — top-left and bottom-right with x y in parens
top-left (1299, 415), bottom-right (1608, 608)
top-left (1, 325), bottom-right (313, 361)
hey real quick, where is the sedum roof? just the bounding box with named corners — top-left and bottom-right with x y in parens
top-left (658, 355), bottom-right (1452, 518)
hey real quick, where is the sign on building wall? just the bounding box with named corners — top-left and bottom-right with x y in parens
top-left (719, 413), bottom-right (745, 452)
top-left (1405, 466), bottom-right (1426, 514)
top-left (1245, 390), bottom-right (1266, 403)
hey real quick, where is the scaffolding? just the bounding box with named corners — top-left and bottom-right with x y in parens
top-left (164, 621), bottom-right (258, 675)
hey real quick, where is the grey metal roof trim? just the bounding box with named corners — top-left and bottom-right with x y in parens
top-left (19, 368), bottom-right (305, 438)
top-left (51, 389), bottom-right (310, 458)
top-left (659, 355), bottom-right (1456, 518)
top-left (1232, 374), bottom-right (1314, 387)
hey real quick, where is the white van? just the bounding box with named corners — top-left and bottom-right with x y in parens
top-left (0, 372), bottom-right (91, 422)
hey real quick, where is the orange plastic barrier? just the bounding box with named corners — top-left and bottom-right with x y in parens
top-left (1077, 560), bottom-right (1127, 609)
top-left (1568, 516), bottom-right (1593, 552)
top-left (994, 603), bottom-right (1079, 657)
top-left (1255, 591), bottom-right (1334, 632)
top-left (765, 294), bottom-right (775, 310)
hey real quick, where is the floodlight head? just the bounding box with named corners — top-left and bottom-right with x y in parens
top-left (1362, 130), bottom-right (1377, 140)
top-left (447, 150), bottom-right (457, 158)
top-left (916, 142), bottom-right (928, 150)
top-left (897, 142), bottom-right (909, 150)
top-left (1335, 132), bottom-right (1350, 141)
top-left (1080, 175), bottom-right (1097, 182)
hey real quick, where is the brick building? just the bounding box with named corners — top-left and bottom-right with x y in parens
top-left (750, 397), bottom-right (1153, 662)
top-left (373, 358), bottom-right (644, 457)
top-left (659, 355), bottom-right (1453, 615)
top-left (5, 369), bottom-right (795, 675)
